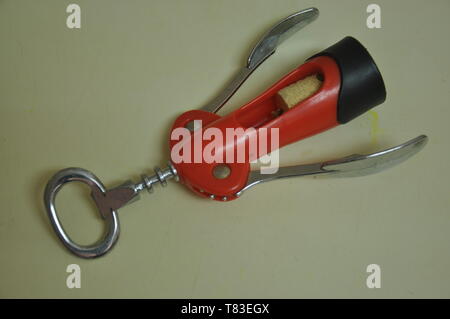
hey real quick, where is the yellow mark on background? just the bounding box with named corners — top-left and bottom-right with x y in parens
top-left (369, 110), bottom-right (381, 145)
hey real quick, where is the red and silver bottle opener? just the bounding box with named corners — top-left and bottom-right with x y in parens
top-left (44, 8), bottom-right (427, 258)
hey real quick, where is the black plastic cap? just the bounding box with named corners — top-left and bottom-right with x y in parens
top-left (310, 36), bottom-right (386, 124)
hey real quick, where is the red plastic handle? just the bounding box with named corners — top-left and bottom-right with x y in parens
top-left (169, 56), bottom-right (341, 200)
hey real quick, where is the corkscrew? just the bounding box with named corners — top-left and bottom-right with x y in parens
top-left (43, 8), bottom-right (427, 258)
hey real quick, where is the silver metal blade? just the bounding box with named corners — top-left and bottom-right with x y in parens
top-left (322, 134), bottom-right (428, 177)
top-left (236, 135), bottom-right (428, 196)
top-left (200, 7), bottom-right (319, 114)
top-left (247, 7), bottom-right (319, 69)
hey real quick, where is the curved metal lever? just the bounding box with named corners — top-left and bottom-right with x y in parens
top-left (200, 7), bottom-right (319, 114)
top-left (236, 135), bottom-right (428, 196)
top-left (44, 168), bottom-right (120, 259)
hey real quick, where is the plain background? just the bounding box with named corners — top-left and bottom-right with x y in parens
top-left (1, 0), bottom-right (449, 298)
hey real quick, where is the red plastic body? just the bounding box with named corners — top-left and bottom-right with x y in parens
top-left (169, 56), bottom-right (341, 201)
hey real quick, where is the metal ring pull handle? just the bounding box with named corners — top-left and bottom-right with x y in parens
top-left (44, 168), bottom-right (120, 259)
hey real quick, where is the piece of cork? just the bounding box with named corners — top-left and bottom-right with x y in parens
top-left (276, 74), bottom-right (323, 109)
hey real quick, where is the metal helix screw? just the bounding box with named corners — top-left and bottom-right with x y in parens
top-left (139, 161), bottom-right (178, 194)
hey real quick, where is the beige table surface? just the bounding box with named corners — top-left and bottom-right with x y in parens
top-left (1, 0), bottom-right (449, 298)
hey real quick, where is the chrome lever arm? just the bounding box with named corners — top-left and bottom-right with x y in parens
top-left (200, 7), bottom-right (319, 114)
top-left (200, 67), bottom-right (253, 114)
top-left (236, 135), bottom-right (428, 196)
